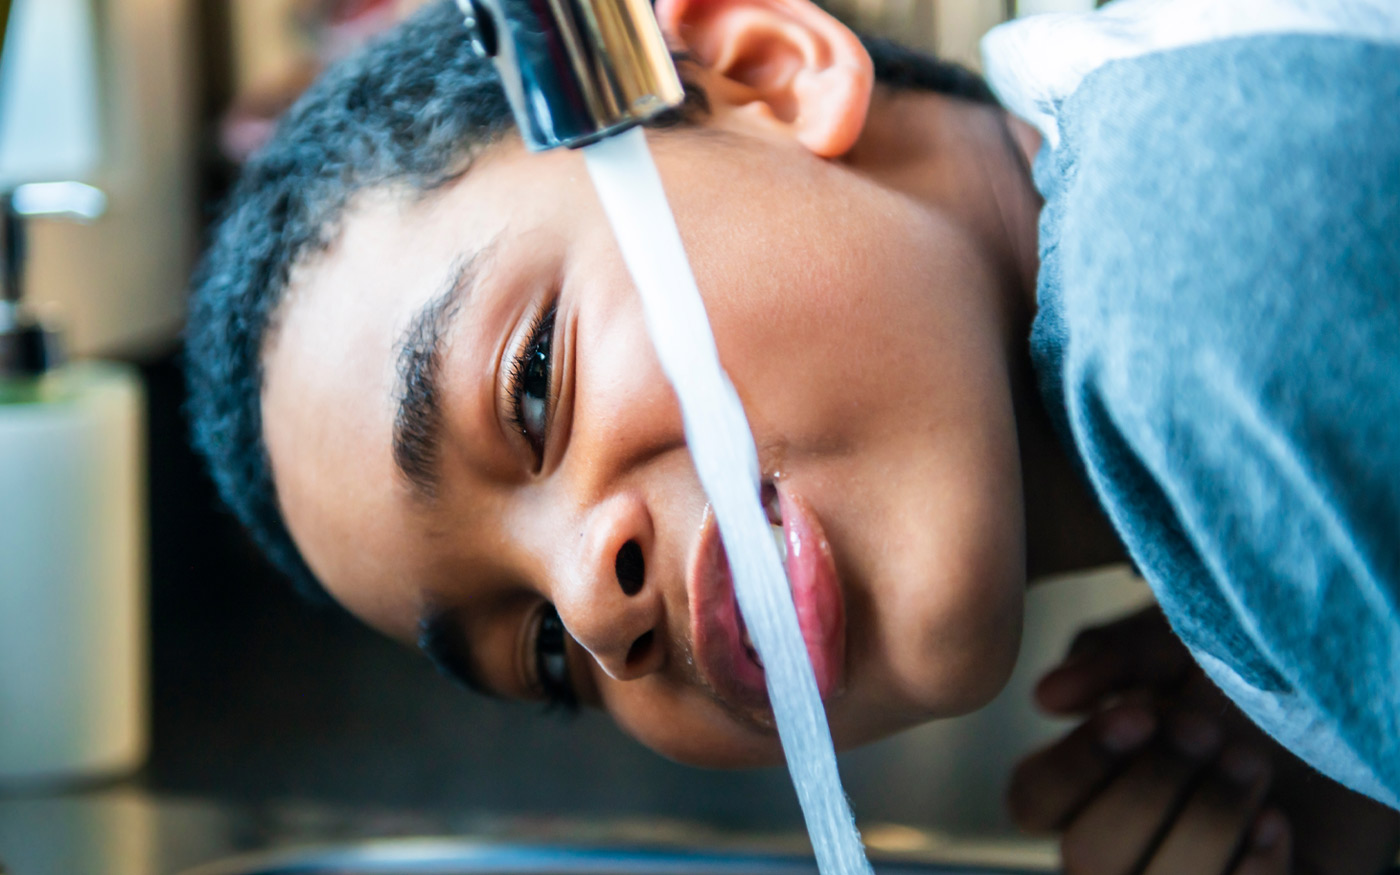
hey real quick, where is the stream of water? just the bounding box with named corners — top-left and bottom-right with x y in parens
top-left (584, 127), bottom-right (873, 875)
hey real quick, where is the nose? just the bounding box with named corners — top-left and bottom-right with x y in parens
top-left (553, 493), bottom-right (666, 681)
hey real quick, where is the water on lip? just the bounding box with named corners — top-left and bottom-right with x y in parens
top-left (583, 127), bottom-right (873, 875)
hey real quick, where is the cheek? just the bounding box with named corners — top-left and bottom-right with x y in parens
top-left (688, 211), bottom-right (964, 467)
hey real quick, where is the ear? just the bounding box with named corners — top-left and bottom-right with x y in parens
top-left (654, 0), bottom-right (874, 158)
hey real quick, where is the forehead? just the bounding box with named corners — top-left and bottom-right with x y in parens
top-left (262, 188), bottom-right (451, 634)
top-left (260, 146), bottom-right (570, 633)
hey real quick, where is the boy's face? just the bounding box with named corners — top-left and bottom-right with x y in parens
top-left (261, 5), bottom-right (1033, 768)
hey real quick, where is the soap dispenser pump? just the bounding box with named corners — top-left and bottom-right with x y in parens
top-left (0, 183), bottom-right (105, 399)
top-left (0, 181), bottom-right (149, 784)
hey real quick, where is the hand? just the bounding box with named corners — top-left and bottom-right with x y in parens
top-left (1008, 605), bottom-right (1400, 875)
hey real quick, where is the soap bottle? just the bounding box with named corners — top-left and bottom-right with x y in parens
top-left (0, 182), bottom-right (147, 784)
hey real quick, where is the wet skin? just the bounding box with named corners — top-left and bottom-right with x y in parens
top-left (260, 0), bottom-right (1115, 768)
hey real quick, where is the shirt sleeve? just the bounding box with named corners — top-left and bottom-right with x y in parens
top-left (1045, 34), bottom-right (1400, 805)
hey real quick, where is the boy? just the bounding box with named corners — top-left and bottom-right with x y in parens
top-left (186, 0), bottom-right (1400, 870)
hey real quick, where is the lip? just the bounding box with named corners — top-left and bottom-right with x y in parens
top-left (686, 485), bottom-right (846, 717)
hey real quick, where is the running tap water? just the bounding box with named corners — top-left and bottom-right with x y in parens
top-left (585, 126), bottom-right (872, 875)
top-left (454, 3), bottom-right (872, 872)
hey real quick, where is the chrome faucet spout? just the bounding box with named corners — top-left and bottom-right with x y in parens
top-left (455, 0), bottom-right (685, 151)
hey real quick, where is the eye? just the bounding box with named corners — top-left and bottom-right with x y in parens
top-left (533, 603), bottom-right (578, 711)
top-left (509, 306), bottom-right (556, 465)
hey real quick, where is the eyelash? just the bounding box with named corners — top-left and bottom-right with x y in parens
top-left (507, 305), bottom-right (557, 466)
top-left (533, 603), bottom-right (578, 713)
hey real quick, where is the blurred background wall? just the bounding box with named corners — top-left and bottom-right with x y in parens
top-left (3, 0), bottom-right (1135, 847)
top-left (1, 0), bottom-right (197, 357)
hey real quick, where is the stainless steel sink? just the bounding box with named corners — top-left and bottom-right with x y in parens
top-left (179, 840), bottom-right (1048, 875)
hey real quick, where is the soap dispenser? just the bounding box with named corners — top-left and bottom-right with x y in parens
top-left (0, 182), bottom-right (147, 783)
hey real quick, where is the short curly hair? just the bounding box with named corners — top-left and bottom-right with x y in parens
top-left (184, 0), bottom-right (997, 602)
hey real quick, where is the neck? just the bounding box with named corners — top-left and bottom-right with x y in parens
top-left (1014, 355), bottom-right (1128, 580)
top-left (992, 112), bottom-right (1128, 580)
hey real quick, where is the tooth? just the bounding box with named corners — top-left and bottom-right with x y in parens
top-left (771, 523), bottom-right (788, 569)
top-left (740, 626), bottom-right (763, 667)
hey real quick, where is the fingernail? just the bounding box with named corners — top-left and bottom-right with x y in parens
top-left (1170, 713), bottom-right (1222, 758)
top-left (1100, 708), bottom-right (1155, 753)
top-left (1220, 746), bottom-right (1267, 785)
top-left (1252, 810), bottom-right (1285, 849)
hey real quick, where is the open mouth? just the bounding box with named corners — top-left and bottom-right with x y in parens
top-left (733, 482), bottom-right (789, 669)
top-left (688, 481), bottom-right (847, 717)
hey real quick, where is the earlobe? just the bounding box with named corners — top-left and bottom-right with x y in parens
top-left (654, 0), bottom-right (874, 158)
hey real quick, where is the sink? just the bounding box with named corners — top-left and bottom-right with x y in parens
top-left (179, 840), bottom-right (1048, 875)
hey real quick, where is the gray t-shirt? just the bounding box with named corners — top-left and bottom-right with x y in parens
top-left (1028, 34), bottom-right (1400, 806)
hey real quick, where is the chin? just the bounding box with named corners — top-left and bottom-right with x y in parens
top-left (893, 596), bottom-right (1026, 723)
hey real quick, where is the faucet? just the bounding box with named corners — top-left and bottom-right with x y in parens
top-left (453, 0), bottom-right (685, 151)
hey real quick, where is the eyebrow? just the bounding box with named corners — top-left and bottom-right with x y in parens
top-left (417, 610), bottom-right (492, 696)
top-left (391, 249), bottom-right (491, 501)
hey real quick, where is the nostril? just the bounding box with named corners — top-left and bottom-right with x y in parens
top-left (626, 630), bottom-right (655, 667)
top-left (615, 540), bottom-right (645, 596)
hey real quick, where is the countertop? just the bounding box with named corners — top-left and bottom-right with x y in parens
top-left (0, 787), bottom-right (1061, 875)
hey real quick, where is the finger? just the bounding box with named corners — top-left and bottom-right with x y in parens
top-left (1230, 809), bottom-right (1292, 875)
top-left (1037, 615), bottom-right (1190, 715)
top-left (1008, 703), bottom-right (1158, 833)
top-left (1142, 744), bottom-right (1272, 875)
top-left (1060, 737), bottom-right (1217, 875)
top-left (1035, 647), bottom-right (1132, 714)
